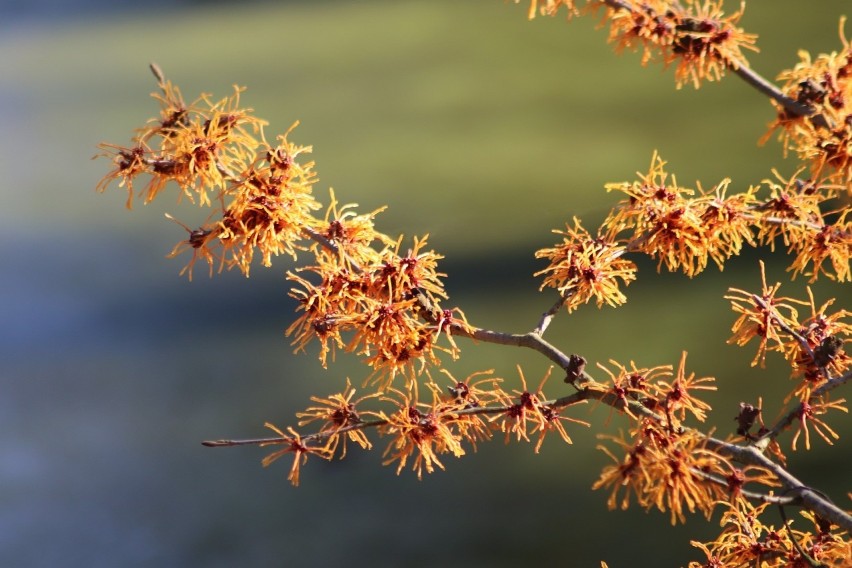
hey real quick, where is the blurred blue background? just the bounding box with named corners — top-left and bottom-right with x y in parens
top-left (1, 1), bottom-right (849, 566)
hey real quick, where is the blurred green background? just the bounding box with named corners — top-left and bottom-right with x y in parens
top-left (1, 1), bottom-right (849, 566)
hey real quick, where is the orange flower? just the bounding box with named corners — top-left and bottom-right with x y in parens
top-left (137, 69), bottom-right (192, 143)
top-left (296, 378), bottom-right (379, 458)
top-left (492, 365), bottom-right (541, 445)
top-left (163, 213), bottom-right (221, 280)
top-left (694, 179), bottom-right (758, 269)
top-left (536, 218), bottom-right (636, 312)
top-left (752, 171), bottom-right (823, 250)
top-left (315, 189), bottom-right (393, 268)
top-left (790, 393), bottom-right (847, 451)
top-left (492, 366), bottom-right (588, 450)
top-left (217, 162), bottom-right (320, 275)
top-left (726, 261), bottom-right (808, 367)
top-left (97, 84), bottom-right (268, 209)
top-left (437, 368), bottom-right (511, 410)
top-left (605, 0), bottom-right (757, 89)
top-left (785, 289), bottom-right (851, 386)
top-left (593, 430), bottom-right (648, 512)
top-left (787, 211), bottom-right (851, 283)
top-left (260, 423), bottom-right (333, 487)
top-left (604, 152), bottom-right (713, 276)
top-left (352, 236), bottom-right (461, 386)
top-left (655, 352), bottom-right (716, 427)
top-left (427, 371), bottom-right (509, 450)
top-left (287, 235), bottom-right (461, 385)
top-left (94, 142), bottom-right (162, 209)
top-left (763, 18), bottom-right (852, 186)
top-left (286, 263), bottom-right (364, 368)
top-left (594, 426), bottom-right (725, 525)
top-left (690, 500), bottom-right (852, 567)
top-left (97, 80), bottom-right (327, 280)
top-left (379, 386), bottom-right (466, 479)
top-left (595, 359), bottom-right (673, 419)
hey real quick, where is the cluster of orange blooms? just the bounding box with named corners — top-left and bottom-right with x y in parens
top-left (262, 367), bottom-right (589, 485)
top-left (96, 76), bottom-right (320, 278)
top-left (97, 1), bottom-right (851, 566)
top-left (589, 287), bottom-right (850, 565)
top-left (765, 16), bottom-right (852, 185)
top-left (689, 501), bottom-right (850, 567)
top-left (536, 153), bottom-right (849, 317)
top-left (523, 0), bottom-right (757, 88)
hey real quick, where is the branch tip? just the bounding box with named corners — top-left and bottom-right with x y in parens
top-left (149, 62), bottom-right (165, 85)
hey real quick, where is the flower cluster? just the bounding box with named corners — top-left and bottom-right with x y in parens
top-left (756, 172), bottom-right (851, 283)
top-left (96, 70), bottom-right (473, 394)
top-left (689, 500), bottom-right (851, 567)
top-left (764, 17), bottom-right (852, 186)
top-left (98, 4), bottom-right (852, 562)
top-left (603, 152), bottom-right (760, 277)
top-left (96, 72), bottom-right (321, 279)
top-left (726, 263), bottom-right (850, 451)
top-left (590, 354), bottom-right (768, 525)
top-left (96, 80), bottom-right (267, 209)
top-left (595, 426), bottom-right (777, 525)
top-left (537, 152), bottom-right (849, 316)
top-left (287, 234), bottom-right (470, 387)
top-left (263, 369), bottom-right (588, 483)
top-left (520, 0), bottom-right (758, 89)
top-left (535, 218), bottom-right (636, 312)
top-left (609, 0), bottom-right (758, 88)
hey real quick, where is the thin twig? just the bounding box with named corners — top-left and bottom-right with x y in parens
top-left (688, 467), bottom-right (797, 506)
top-left (149, 62), bottom-right (165, 86)
top-left (751, 294), bottom-right (820, 371)
top-left (730, 64), bottom-right (822, 124)
top-left (203, 390), bottom-right (592, 448)
top-left (778, 497), bottom-right (827, 568)
top-left (594, 2), bottom-right (826, 126)
top-left (533, 294), bottom-right (570, 336)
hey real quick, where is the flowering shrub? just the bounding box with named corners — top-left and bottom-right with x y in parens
top-left (97, 1), bottom-right (850, 565)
